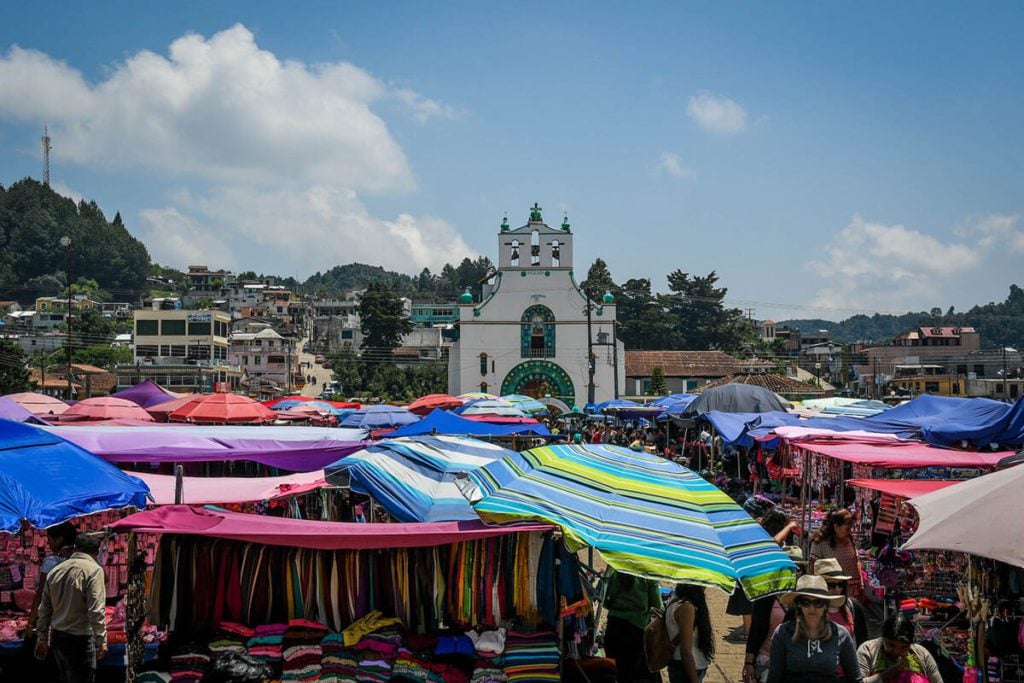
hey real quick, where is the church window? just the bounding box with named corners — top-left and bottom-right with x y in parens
top-left (480, 382), bottom-right (488, 392)
top-left (530, 230), bottom-right (541, 265)
top-left (550, 240), bottom-right (560, 267)
top-left (479, 352), bottom-right (488, 375)
top-left (510, 240), bottom-right (520, 266)
top-left (521, 305), bottom-right (555, 358)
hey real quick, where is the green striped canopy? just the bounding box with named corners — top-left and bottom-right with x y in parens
top-left (464, 443), bottom-right (796, 597)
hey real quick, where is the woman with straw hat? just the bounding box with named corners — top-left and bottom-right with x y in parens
top-left (814, 558), bottom-right (867, 646)
top-left (766, 575), bottom-right (862, 683)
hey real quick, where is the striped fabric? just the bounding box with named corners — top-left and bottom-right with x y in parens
top-left (324, 436), bottom-right (516, 522)
top-left (466, 444), bottom-right (796, 597)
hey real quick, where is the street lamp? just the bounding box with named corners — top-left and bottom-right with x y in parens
top-left (59, 235), bottom-right (72, 399)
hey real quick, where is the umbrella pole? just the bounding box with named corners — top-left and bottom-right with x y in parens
top-left (174, 465), bottom-right (184, 505)
top-left (591, 569), bottom-right (609, 657)
top-left (800, 450), bottom-right (811, 557)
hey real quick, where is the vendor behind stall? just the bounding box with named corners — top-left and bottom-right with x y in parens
top-left (857, 615), bottom-right (942, 683)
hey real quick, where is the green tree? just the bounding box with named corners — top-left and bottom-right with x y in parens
top-left (72, 307), bottom-right (117, 347)
top-left (329, 342), bottom-right (364, 395)
top-left (358, 283), bottom-right (413, 359)
top-left (580, 257), bottom-right (617, 298)
top-left (616, 278), bottom-right (678, 349)
top-left (0, 339), bottom-right (31, 394)
top-left (665, 270), bottom-right (751, 352)
top-left (71, 345), bottom-right (133, 370)
top-left (366, 363), bottom-right (412, 402)
top-left (648, 366), bottom-right (667, 396)
top-left (404, 363), bottom-right (448, 396)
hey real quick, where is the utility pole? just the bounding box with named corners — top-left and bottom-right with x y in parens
top-left (1003, 347), bottom-right (1009, 399)
top-left (60, 235), bottom-right (72, 399)
top-left (585, 287), bottom-right (595, 405)
top-left (286, 338), bottom-right (293, 394)
top-left (612, 319), bottom-right (619, 399)
top-left (42, 126), bottom-right (52, 186)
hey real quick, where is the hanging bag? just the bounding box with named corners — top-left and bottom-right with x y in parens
top-left (644, 598), bottom-right (680, 672)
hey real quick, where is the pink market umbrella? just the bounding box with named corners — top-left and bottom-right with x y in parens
top-left (146, 394), bottom-right (200, 421)
top-left (408, 393), bottom-right (464, 416)
top-left (64, 396), bottom-right (155, 422)
top-left (4, 392), bottom-right (68, 416)
top-left (169, 393), bottom-right (277, 424)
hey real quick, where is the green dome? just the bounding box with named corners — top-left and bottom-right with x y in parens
top-left (459, 288), bottom-right (473, 304)
top-left (602, 290), bottom-right (615, 304)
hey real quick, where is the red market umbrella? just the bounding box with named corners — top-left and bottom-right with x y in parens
top-left (407, 393), bottom-right (464, 416)
top-left (4, 392), bottom-right (69, 416)
top-left (169, 393), bottom-right (277, 424)
top-left (64, 396), bottom-right (155, 422)
top-left (146, 394), bottom-right (200, 421)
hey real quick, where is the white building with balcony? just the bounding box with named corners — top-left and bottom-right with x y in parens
top-left (228, 324), bottom-right (296, 393)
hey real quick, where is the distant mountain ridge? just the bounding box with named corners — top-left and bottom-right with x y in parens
top-left (780, 285), bottom-right (1024, 348)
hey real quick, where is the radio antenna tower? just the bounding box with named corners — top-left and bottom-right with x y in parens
top-left (42, 125), bottom-right (52, 186)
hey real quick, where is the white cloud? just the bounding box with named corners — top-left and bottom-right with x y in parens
top-left (0, 25), bottom-right (474, 276)
top-left (49, 181), bottom-right (84, 204)
top-left (954, 213), bottom-right (1024, 252)
top-left (808, 215), bottom-right (980, 311)
top-left (136, 184), bottom-right (473, 276)
top-left (686, 91), bottom-right (749, 134)
top-left (391, 88), bottom-right (459, 124)
top-left (653, 152), bottom-right (695, 179)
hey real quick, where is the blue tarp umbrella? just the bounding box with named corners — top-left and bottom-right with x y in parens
top-left (340, 404), bottom-right (420, 429)
top-left (0, 418), bottom-right (150, 532)
top-left (389, 409), bottom-right (552, 438)
top-left (325, 435), bottom-right (515, 522)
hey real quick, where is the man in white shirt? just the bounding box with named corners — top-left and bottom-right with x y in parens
top-left (34, 532), bottom-right (107, 683)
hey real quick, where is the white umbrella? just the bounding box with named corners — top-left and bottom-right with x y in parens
top-left (903, 463), bottom-right (1024, 568)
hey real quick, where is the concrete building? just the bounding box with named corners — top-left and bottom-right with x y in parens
top-left (448, 204), bottom-right (623, 406)
top-left (229, 323), bottom-right (297, 394)
top-left (133, 309), bottom-right (231, 365)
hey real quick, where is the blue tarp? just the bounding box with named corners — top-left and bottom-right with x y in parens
top-left (0, 418), bottom-right (150, 532)
top-left (324, 436), bottom-right (515, 522)
top-left (340, 404), bottom-right (420, 429)
top-left (388, 409), bottom-right (552, 438)
top-left (704, 395), bottom-right (1024, 449)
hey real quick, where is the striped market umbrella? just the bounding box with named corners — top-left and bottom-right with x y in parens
top-left (457, 392), bottom-right (498, 401)
top-left (461, 443), bottom-right (796, 597)
top-left (456, 398), bottom-right (528, 418)
top-left (501, 394), bottom-right (550, 416)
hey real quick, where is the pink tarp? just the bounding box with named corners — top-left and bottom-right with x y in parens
top-left (794, 440), bottom-right (1011, 467)
top-left (108, 505), bottom-right (552, 549)
top-left (132, 471), bottom-right (328, 505)
top-left (846, 478), bottom-right (958, 498)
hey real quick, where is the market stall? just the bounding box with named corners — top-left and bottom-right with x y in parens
top-left (110, 505), bottom-right (588, 682)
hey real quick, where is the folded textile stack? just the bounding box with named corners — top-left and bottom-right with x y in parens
top-left (470, 661), bottom-right (508, 683)
top-left (209, 622), bottom-right (252, 661)
top-left (320, 632), bottom-right (360, 683)
top-left (169, 646), bottom-right (210, 683)
top-left (502, 632), bottom-right (560, 682)
top-left (392, 648), bottom-right (447, 683)
top-left (135, 673), bottom-right (172, 683)
top-left (246, 623), bottom-right (287, 666)
top-left (281, 618), bottom-right (329, 683)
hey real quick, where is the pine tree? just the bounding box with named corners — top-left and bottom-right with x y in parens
top-left (649, 366), bottom-right (667, 396)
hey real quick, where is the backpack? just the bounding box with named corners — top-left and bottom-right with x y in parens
top-left (643, 598), bottom-right (680, 672)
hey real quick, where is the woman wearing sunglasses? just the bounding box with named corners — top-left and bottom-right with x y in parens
top-left (766, 575), bottom-right (862, 683)
top-left (814, 558), bottom-right (868, 646)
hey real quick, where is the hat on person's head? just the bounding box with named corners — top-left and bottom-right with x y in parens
top-left (778, 575), bottom-right (846, 608)
top-left (782, 545), bottom-right (807, 565)
top-left (813, 557), bottom-right (852, 581)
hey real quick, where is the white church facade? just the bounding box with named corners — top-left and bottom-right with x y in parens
top-left (447, 204), bottom-right (625, 409)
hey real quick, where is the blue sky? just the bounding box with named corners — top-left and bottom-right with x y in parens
top-left (1, 2), bottom-right (1022, 321)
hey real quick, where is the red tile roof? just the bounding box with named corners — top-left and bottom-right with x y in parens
top-left (624, 351), bottom-right (740, 378)
top-left (692, 372), bottom-right (826, 398)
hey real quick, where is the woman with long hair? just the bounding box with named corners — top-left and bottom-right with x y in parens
top-left (767, 575), bottom-right (862, 683)
top-left (666, 584), bottom-right (715, 683)
top-left (814, 558), bottom-right (867, 645)
top-left (809, 509), bottom-right (865, 602)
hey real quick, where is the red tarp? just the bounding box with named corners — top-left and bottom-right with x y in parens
top-left (846, 478), bottom-right (959, 498)
top-left (109, 505), bottom-right (553, 549)
top-left (169, 393), bottom-right (276, 424)
top-left (794, 440), bottom-right (1012, 467)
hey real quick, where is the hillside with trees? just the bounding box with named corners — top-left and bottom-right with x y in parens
top-left (0, 179), bottom-right (151, 303)
top-left (782, 285), bottom-right (1024, 348)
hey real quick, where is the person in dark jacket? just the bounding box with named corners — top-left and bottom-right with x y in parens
top-left (602, 568), bottom-right (662, 683)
